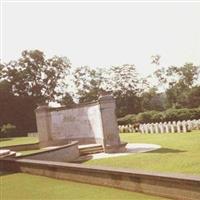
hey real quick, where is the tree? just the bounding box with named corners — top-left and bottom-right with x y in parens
top-left (59, 92), bottom-right (75, 107)
top-left (153, 62), bottom-right (200, 108)
top-left (0, 50), bottom-right (72, 135)
top-left (73, 66), bottom-right (105, 103)
top-left (73, 64), bottom-right (143, 116)
top-left (105, 64), bottom-right (140, 95)
top-left (0, 62), bottom-right (4, 78)
top-left (2, 50), bottom-right (71, 104)
top-left (166, 63), bottom-right (200, 88)
top-left (104, 64), bottom-right (142, 116)
top-left (151, 54), bottom-right (161, 66)
top-left (183, 86), bottom-right (200, 108)
top-left (140, 87), bottom-right (166, 111)
top-left (0, 80), bottom-right (37, 136)
top-left (1, 123), bottom-right (16, 137)
top-left (165, 63), bottom-right (200, 108)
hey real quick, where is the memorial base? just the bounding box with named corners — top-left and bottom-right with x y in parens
top-left (104, 142), bottom-right (127, 153)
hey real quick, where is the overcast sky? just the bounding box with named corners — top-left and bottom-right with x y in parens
top-left (1, 1), bottom-right (200, 76)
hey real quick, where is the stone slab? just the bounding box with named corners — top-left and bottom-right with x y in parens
top-left (1, 158), bottom-right (200, 200)
top-left (0, 149), bottom-right (10, 156)
top-left (91, 143), bottom-right (161, 160)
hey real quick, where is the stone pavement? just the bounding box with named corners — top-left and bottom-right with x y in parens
top-left (91, 143), bottom-right (161, 160)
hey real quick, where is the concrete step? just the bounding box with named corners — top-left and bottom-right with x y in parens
top-left (0, 149), bottom-right (16, 159)
top-left (79, 144), bottom-right (104, 155)
top-left (72, 155), bottom-right (93, 163)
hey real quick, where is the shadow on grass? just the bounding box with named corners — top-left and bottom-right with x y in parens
top-left (72, 155), bottom-right (93, 163)
top-left (145, 148), bottom-right (186, 154)
top-left (0, 138), bottom-right (13, 142)
top-left (0, 171), bottom-right (17, 177)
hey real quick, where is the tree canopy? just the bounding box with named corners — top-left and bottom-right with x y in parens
top-left (2, 50), bottom-right (71, 104)
top-left (1, 50), bottom-right (200, 135)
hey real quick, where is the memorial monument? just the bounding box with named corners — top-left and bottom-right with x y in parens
top-left (35, 95), bottom-right (126, 153)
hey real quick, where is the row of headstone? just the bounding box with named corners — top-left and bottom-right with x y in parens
top-left (118, 119), bottom-right (200, 133)
top-left (28, 132), bottom-right (38, 137)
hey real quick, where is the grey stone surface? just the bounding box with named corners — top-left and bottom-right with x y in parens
top-left (1, 159), bottom-right (200, 200)
top-left (91, 143), bottom-right (161, 159)
top-left (23, 142), bottom-right (79, 162)
top-left (155, 123), bottom-right (159, 134)
top-left (119, 119), bottom-right (200, 134)
top-left (177, 121), bottom-right (181, 133)
top-left (0, 149), bottom-right (16, 159)
top-left (149, 124), bottom-right (154, 134)
top-left (35, 95), bottom-right (125, 152)
top-left (0, 149), bottom-right (10, 156)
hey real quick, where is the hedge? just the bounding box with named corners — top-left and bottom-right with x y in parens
top-left (117, 107), bottom-right (200, 125)
top-left (0, 123), bottom-right (17, 138)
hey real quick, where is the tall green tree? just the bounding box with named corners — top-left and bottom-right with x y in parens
top-left (0, 50), bottom-right (72, 135)
top-left (166, 63), bottom-right (200, 88)
top-left (166, 63), bottom-right (200, 108)
top-left (105, 64), bottom-right (143, 116)
top-left (73, 66), bottom-right (104, 103)
top-left (180, 86), bottom-right (200, 108)
top-left (2, 50), bottom-right (71, 104)
top-left (59, 92), bottom-right (75, 107)
top-left (154, 62), bottom-right (200, 108)
top-left (73, 64), bottom-right (143, 116)
top-left (140, 87), bottom-right (166, 111)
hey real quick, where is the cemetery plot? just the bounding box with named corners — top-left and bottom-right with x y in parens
top-left (85, 131), bottom-right (200, 175)
top-left (1, 172), bottom-right (170, 200)
top-left (119, 119), bottom-right (200, 133)
top-left (0, 137), bottom-right (38, 148)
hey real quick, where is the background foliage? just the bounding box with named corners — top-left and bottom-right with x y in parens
top-left (0, 51), bottom-right (200, 136)
top-left (118, 108), bottom-right (200, 125)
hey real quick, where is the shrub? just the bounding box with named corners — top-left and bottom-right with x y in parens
top-left (164, 108), bottom-right (182, 121)
top-left (136, 111), bottom-right (162, 123)
top-left (190, 108), bottom-right (200, 119)
top-left (163, 108), bottom-right (200, 122)
top-left (1, 123), bottom-right (16, 137)
top-left (117, 108), bottom-right (200, 125)
top-left (117, 114), bottom-right (136, 125)
top-left (151, 112), bottom-right (164, 122)
top-left (136, 112), bottom-right (152, 123)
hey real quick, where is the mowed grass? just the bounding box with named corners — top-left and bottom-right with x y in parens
top-left (0, 136), bottom-right (38, 147)
top-left (1, 132), bottom-right (200, 175)
top-left (18, 149), bottom-right (47, 156)
top-left (1, 172), bottom-right (170, 200)
top-left (0, 136), bottom-right (44, 156)
top-left (86, 131), bottom-right (200, 175)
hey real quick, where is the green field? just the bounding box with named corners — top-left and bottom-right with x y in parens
top-left (19, 149), bottom-right (48, 156)
top-left (0, 136), bottom-right (44, 156)
top-left (1, 172), bottom-right (170, 200)
top-left (1, 131), bottom-right (200, 175)
top-left (0, 136), bottom-right (38, 147)
top-left (86, 131), bottom-right (200, 175)
top-left (1, 132), bottom-right (199, 199)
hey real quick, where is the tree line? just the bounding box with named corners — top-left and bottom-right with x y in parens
top-left (0, 50), bottom-right (200, 136)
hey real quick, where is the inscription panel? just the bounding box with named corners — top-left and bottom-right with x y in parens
top-left (50, 104), bottom-right (104, 142)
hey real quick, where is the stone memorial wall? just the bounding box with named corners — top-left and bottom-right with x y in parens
top-left (49, 103), bottom-right (103, 144)
top-left (35, 95), bottom-right (126, 153)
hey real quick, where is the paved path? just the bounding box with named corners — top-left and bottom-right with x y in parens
top-left (91, 143), bottom-right (161, 160)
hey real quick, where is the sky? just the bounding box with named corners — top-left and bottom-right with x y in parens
top-left (1, 1), bottom-right (200, 77)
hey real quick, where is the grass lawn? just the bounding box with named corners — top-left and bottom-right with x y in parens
top-left (0, 172), bottom-right (170, 200)
top-left (86, 131), bottom-right (200, 175)
top-left (18, 149), bottom-right (47, 156)
top-left (0, 136), bottom-right (38, 147)
top-left (0, 136), bottom-right (44, 156)
top-left (1, 131), bottom-right (200, 175)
